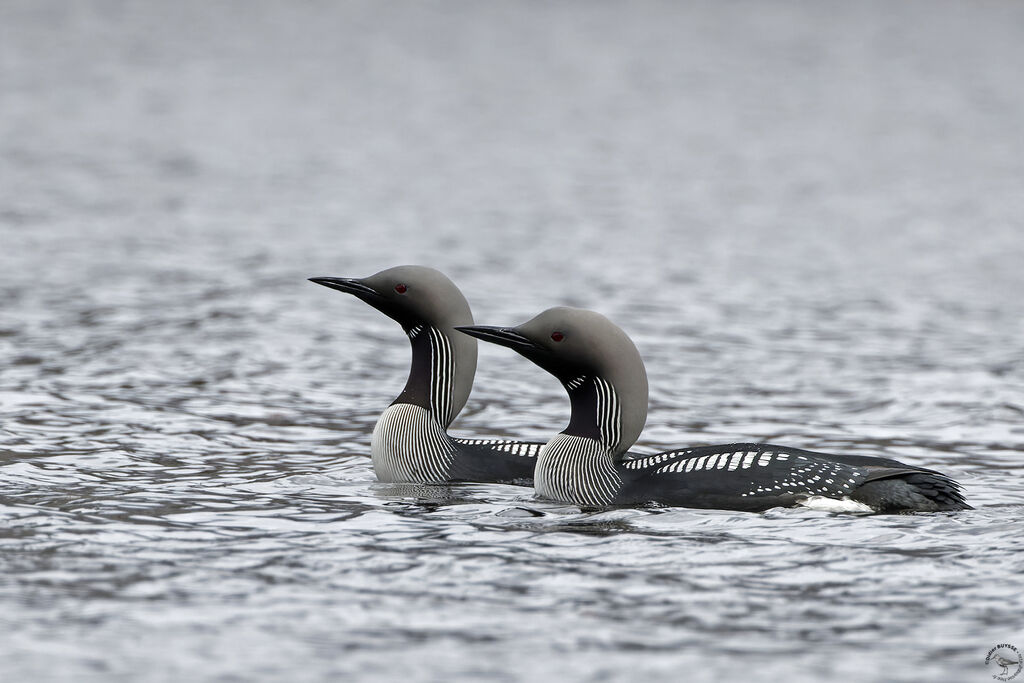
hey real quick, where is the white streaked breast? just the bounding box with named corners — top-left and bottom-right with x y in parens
top-left (371, 403), bottom-right (456, 483)
top-left (535, 433), bottom-right (621, 506)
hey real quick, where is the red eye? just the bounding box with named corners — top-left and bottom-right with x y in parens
top-left (394, 283), bottom-right (407, 294)
top-left (551, 331), bottom-right (564, 342)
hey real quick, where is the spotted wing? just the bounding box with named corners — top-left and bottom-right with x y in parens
top-left (617, 443), bottom-right (883, 511)
top-left (449, 438), bottom-right (545, 485)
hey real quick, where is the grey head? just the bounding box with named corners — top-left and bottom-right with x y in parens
top-left (310, 266), bottom-right (477, 426)
top-left (458, 307), bottom-right (648, 456)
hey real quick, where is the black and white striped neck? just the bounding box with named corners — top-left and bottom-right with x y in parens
top-left (393, 324), bottom-right (458, 428)
top-left (561, 375), bottom-right (623, 455)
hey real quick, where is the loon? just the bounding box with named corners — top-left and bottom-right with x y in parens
top-left (458, 307), bottom-right (970, 513)
top-left (309, 266), bottom-right (543, 485)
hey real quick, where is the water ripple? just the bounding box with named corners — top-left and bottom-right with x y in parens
top-left (4, 1), bottom-right (1024, 681)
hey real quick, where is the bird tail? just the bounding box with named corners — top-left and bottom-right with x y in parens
top-left (853, 470), bottom-right (970, 513)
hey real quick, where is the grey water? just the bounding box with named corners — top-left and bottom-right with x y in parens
top-left (2, 1), bottom-right (1024, 681)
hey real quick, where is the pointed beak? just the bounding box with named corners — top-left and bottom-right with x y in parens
top-left (308, 277), bottom-right (380, 300)
top-left (455, 325), bottom-right (541, 352)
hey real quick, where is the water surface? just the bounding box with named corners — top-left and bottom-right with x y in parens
top-left (2, 1), bottom-right (1024, 681)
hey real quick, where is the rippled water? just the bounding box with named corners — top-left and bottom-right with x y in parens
top-left (3, 1), bottom-right (1024, 681)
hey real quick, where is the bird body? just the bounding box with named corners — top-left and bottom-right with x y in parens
top-left (311, 266), bottom-right (542, 485)
top-left (459, 307), bottom-right (969, 513)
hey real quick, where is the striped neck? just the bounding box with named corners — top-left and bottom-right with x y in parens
top-left (562, 375), bottom-right (624, 455)
top-left (394, 324), bottom-right (458, 428)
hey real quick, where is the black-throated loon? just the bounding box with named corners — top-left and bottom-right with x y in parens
top-left (309, 266), bottom-right (543, 485)
top-left (458, 307), bottom-right (969, 513)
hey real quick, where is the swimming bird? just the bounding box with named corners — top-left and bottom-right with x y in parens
top-left (458, 307), bottom-right (969, 513)
top-left (309, 266), bottom-right (543, 485)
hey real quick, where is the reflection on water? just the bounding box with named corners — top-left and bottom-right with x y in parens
top-left (2, 1), bottom-right (1024, 681)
